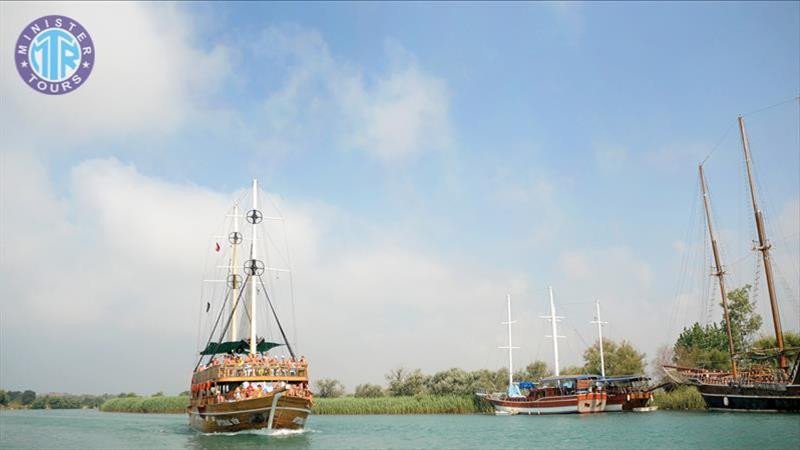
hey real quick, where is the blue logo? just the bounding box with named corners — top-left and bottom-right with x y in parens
top-left (14, 15), bottom-right (95, 95)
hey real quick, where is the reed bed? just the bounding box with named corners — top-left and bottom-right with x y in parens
top-left (100, 396), bottom-right (188, 414)
top-left (652, 385), bottom-right (705, 410)
top-left (313, 395), bottom-right (485, 415)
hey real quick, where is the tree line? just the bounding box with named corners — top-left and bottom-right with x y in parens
top-left (0, 390), bottom-right (182, 410)
top-left (315, 338), bottom-right (647, 398)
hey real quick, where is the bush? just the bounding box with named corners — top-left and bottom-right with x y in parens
top-left (100, 396), bottom-right (189, 413)
top-left (652, 385), bottom-right (705, 410)
top-left (354, 383), bottom-right (384, 398)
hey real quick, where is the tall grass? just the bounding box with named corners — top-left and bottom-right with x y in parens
top-left (100, 396), bottom-right (188, 413)
top-left (100, 394), bottom-right (486, 415)
top-left (313, 395), bottom-right (487, 415)
top-left (652, 385), bottom-right (705, 410)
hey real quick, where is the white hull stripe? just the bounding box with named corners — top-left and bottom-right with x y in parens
top-left (494, 405), bottom-right (578, 414)
top-left (701, 393), bottom-right (800, 399)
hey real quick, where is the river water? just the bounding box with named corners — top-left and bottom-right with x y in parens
top-left (1, 409), bottom-right (798, 449)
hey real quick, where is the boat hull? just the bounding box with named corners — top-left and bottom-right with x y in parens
top-left (697, 384), bottom-right (800, 412)
top-left (187, 392), bottom-right (312, 433)
top-left (485, 392), bottom-right (606, 415)
top-left (606, 391), bottom-right (652, 412)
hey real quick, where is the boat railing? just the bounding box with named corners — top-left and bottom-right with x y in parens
top-left (193, 363), bottom-right (308, 383)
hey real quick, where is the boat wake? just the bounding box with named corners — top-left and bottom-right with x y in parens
top-left (200, 427), bottom-right (312, 437)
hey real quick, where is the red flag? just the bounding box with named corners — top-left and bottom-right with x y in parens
top-left (215, 242), bottom-right (221, 252)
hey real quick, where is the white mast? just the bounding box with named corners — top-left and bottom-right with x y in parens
top-left (498, 293), bottom-right (519, 388)
top-left (249, 179), bottom-right (258, 355)
top-left (590, 300), bottom-right (607, 378)
top-left (230, 203), bottom-right (240, 341)
top-left (541, 286), bottom-right (563, 377)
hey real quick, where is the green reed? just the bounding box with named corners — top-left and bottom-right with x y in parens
top-left (100, 396), bottom-right (189, 413)
top-left (313, 395), bottom-right (488, 415)
top-left (652, 385), bottom-right (705, 410)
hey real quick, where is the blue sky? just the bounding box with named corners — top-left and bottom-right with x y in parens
top-left (1, 2), bottom-right (798, 394)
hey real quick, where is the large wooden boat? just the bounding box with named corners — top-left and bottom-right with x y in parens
top-left (187, 180), bottom-right (313, 433)
top-left (480, 290), bottom-right (607, 415)
top-left (663, 116), bottom-right (800, 412)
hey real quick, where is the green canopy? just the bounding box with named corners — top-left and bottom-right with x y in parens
top-left (200, 339), bottom-right (283, 355)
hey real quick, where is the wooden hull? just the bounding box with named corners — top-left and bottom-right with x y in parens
top-left (187, 392), bottom-right (312, 433)
top-left (696, 384), bottom-right (800, 412)
top-left (606, 391), bottom-right (652, 412)
top-left (485, 392), bottom-right (607, 415)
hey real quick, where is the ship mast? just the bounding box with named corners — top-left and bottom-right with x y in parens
top-left (229, 203), bottom-right (241, 341)
top-left (498, 293), bottom-right (519, 389)
top-left (249, 179), bottom-right (259, 355)
top-left (699, 164), bottom-right (738, 377)
top-left (541, 286), bottom-right (563, 377)
top-left (590, 300), bottom-right (607, 378)
top-left (738, 116), bottom-right (787, 371)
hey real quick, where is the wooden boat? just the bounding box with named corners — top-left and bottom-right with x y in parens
top-left (187, 180), bottom-right (313, 432)
top-left (602, 376), bottom-right (654, 412)
top-left (663, 116), bottom-right (800, 412)
top-left (480, 290), bottom-right (607, 415)
top-left (589, 301), bottom-right (654, 411)
top-left (485, 375), bottom-right (607, 415)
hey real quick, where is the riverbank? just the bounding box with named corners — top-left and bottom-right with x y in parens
top-left (99, 388), bottom-right (704, 414)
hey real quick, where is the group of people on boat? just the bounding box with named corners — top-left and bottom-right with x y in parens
top-left (221, 381), bottom-right (310, 402)
top-left (195, 353), bottom-right (308, 378)
top-left (195, 380), bottom-right (312, 406)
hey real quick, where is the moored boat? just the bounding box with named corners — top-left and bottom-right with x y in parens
top-left (589, 301), bottom-right (654, 411)
top-left (481, 289), bottom-right (607, 415)
top-left (187, 180), bottom-right (313, 433)
top-left (602, 376), bottom-right (654, 411)
top-left (663, 115), bottom-right (800, 413)
top-left (485, 375), bottom-right (607, 415)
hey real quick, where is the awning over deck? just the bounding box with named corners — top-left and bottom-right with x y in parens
top-left (200, 339), bottom-right (283, 355)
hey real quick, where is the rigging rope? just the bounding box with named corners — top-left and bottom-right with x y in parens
top-left (194, 284), bottom-right (233, 370)
top-left (257, 274), bottom-right (296, 359)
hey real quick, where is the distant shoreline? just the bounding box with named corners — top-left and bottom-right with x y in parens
top-left (96, 388), bottom-right (704, 414)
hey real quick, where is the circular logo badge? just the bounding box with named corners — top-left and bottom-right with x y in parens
top-left (14, 15), bottom-right (95, 95)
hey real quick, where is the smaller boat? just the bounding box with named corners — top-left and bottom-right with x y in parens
top-left (590, 300), bottom-right (654, 411)
top-left (602, 376), bottom-right (655, 412)
top-left (481, 289), bottom-right (607, 415)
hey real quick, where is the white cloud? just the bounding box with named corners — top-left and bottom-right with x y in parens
top-left (0, 2), bottom-right (231, 149)
top-left (258, 26), bottom-right (452, 164)
top-left (0, 154), bottom-right (525, 393)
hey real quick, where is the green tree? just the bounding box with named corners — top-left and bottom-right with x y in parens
top-left (426, 368), bottom-right (475, 396)
top-left (513, 361), bottom-right (552, 381)
top-left (584, 339), bottom-right (646, 375)
top-left (20, 390), bottom-right (36, 405)
top-left (726, 285), bottom-right (762, 350)
top-left (152, 392), bottom-right (164, 397)
top-left (316, 378), bottom-right (345, 398)
top-left (559, 365), bottom-right (586, 375)
top-left (469, 368), bottom-right (507, 393)
top-left (752, 331), bottom-right (800, 351)
top-left (0, 390), bottom-right (7, 406)
top-left (354, 383), bottom-right (384, 398)
top-left (385, 368), bottom-right (429, 396)
top-left (672, 285), bottom-right (764, 370)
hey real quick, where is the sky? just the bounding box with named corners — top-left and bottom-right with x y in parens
top-left (0, 1), bottom-right (798, 395)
